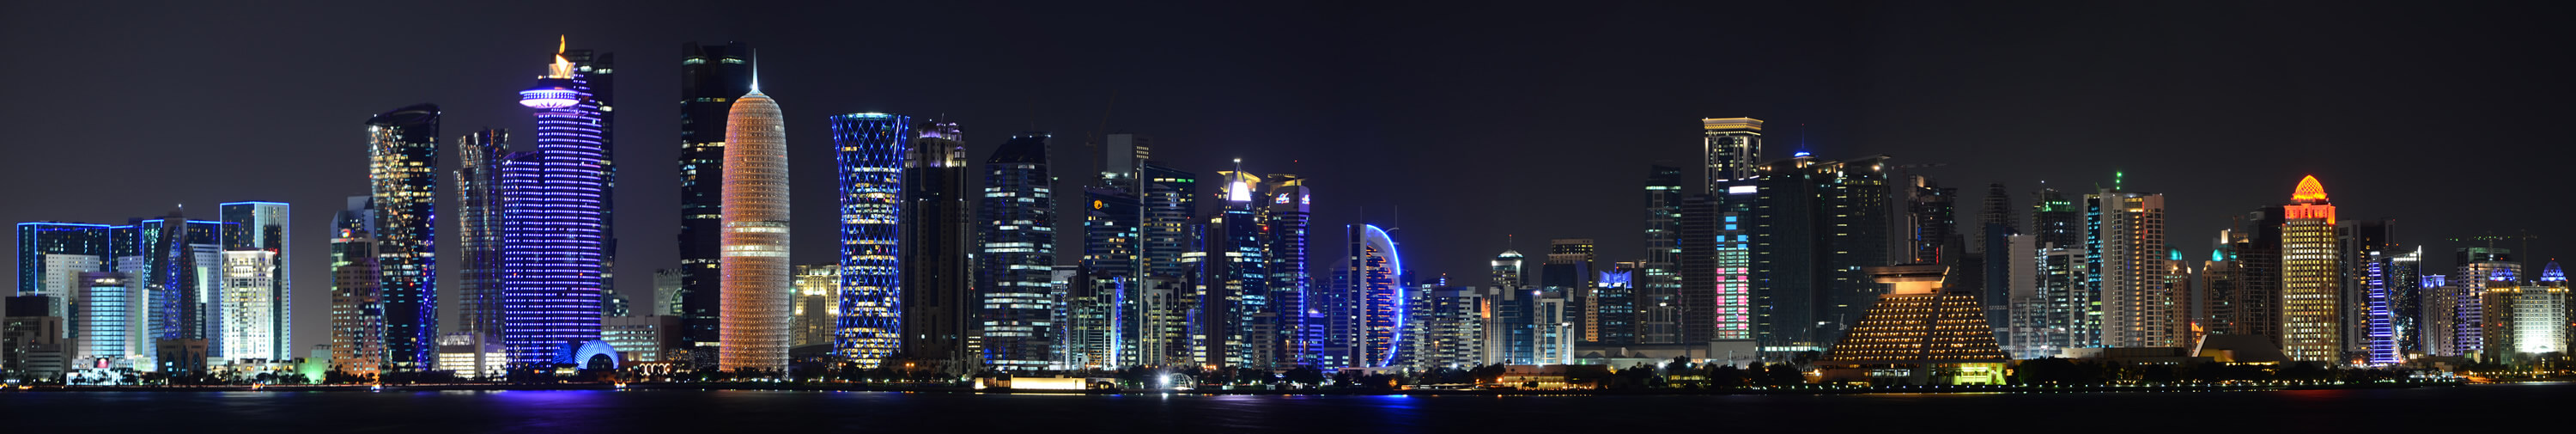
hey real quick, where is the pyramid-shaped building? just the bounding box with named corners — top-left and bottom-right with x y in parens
top-left (1814, 264), bottom-right (2009, 385)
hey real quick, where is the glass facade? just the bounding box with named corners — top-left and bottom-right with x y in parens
top-left (977, 134), bottom-right (1055, 370)
top-left (219, 201), bottom-right (290, 361)
top-left (715, 89), bottom-right (789, 371)
top-left (365, 103), bottom-right (440, 369)
top-left (677, 41), bottom-right (750, 359)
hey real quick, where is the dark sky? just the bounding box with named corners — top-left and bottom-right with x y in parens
top-left (6, 1), bottom-right (2573, 353)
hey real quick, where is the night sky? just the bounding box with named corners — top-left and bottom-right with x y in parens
top-left (5, 1), bottom-right (2572, 352)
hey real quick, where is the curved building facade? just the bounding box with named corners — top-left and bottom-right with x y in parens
top-left (1353, 224), bottom-right (1402, 367)
top-left (830, 113), bottom-right (909, 368)
top-left (718, 88), bottom-right (789, 371)
top-left (365, 103), bottom-right (440, 369)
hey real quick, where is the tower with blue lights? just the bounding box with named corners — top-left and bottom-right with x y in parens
top-left (1351, 224), bottom-right (1403, 368)
top-left (501, 37), bottom-right (609, 364)
top-left (829, 113), bottom-right (908, 368)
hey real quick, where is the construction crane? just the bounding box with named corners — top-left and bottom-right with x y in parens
top-left (2448, 230), bottom-right (2539, 271)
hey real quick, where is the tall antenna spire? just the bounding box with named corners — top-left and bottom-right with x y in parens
top-left (1794, 123), bottom-right (1813, 157)
top-left (750, 49), bottom-right (761, 93)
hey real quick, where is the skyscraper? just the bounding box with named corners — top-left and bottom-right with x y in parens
top-left (561, 44), bottom-right (620, 321)
top-left (2451, 247), bottom-right (2517, 358)
top-left (2279, 175), bottom-right (2341, 362)
top-left (1193, 171), bottom-right (1273, 368)
top-left (1902, 175), bottom-right (1959, 264)
top-left (15, 223), bottom-right (110, 322)
top-left (2337, 218), bottom-right (2395, 362)
top-left (1639, 165), bottom-right (1684, 345)
top-left (1542, 239), bottom-right (1596, 342)
top-left (902, 119), bottom-right (973, 371)
top-left (718, 81), bottom-right (789, 372)
top-left (1350, 224), bottom-right (1403, 368)
top-left (979, 133), bottom-right (1055, 370)
top-left (676, 41), bottom-right (751, 363)
top-left (328, 196), bottom-right (383, 376)
top-left (1749, 154), bottom-right (1892, 354)
top-left (825, 113), bottom-right (908, 369)
top-left (455, 129), bottom-right (508, 345)
top-left (1485, 249), bottom-right (1530, 364)
top-left (1264, 174), bottom-right (1315, 367)
top-left (501, 40), bottom-right (609, 364)
top-left (1701, 118), bottom-right (1762, 194)
top-left (219, 201), bottom-right (289, 360)
top-left (2088, 186), bottom-right (2179, 348)
top-left (364, 103), bottom-right (438, 369)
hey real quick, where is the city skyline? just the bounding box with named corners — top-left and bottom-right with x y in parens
top-left (4, 2), bottom-right (2574, 361)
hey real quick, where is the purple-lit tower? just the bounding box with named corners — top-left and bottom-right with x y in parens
top-left (501, 37), bottom-right (609, 364)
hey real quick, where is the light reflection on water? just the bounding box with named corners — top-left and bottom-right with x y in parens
top-left (0, 384), bottom-right (2549, 433)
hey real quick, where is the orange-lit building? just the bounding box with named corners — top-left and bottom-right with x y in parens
top-left (2279, 175), bottom-right (2342, 363)
top-left (716, 75), bottom-right (790, 372)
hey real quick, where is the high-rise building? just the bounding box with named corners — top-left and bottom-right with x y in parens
top-left (2279, 175), bottom-right (2341, 363)
top-left (2030, 188), bottom-right (2082, 251)
top-left (1700, 118), bottom-right (1762, 194)
top-left (1901, 175), bottom-right (1959, 264)
top-left (329, 221), bottom-right (384, 377)
top-left (1748, 154), bottom-right (1892, 354)
top-left (676, 40), bottom-right (752, 365)
top-left (501, 41), bottom-right (609, 364)
top-left (2386, 248), bottom-right (2425, 358)
top-left (1079, 186), bottom-right (1142, 369)
top-left (2028, 241), bottom-right (2086, 354)
top-left (2452, 247), bottom-right (2518, 358)
top-left (901, 119), bottom-right (972, 371)
top-left (217, 250), bottom-right (278, 362)
top-left (1978, 183), bottom-right (2017, 341)
top-left (2088, 187), bottom-right (2180, 348)
top-left (2420, 274), bottom-right (2459, 357)
top-left (1264, 174), bottom-right (1315, 367)
top-left (1594, 266), bottom-right (1638, 346)
top-left (1542, 239), bottom-right (1597, 343)
top-left (979, 133), bottom-right (1056, 370)
top-left (365, 103), bottom-right (439, 369)
top-left (1348, 224), bottom-right (1402, 368)
top-left (2338, 219), bottom-right (2396, 362)
top-left (791, 265), bottom-right (838, 348)
top-left (1405, 285), bottom-right (1483, 370)
top-left (1485, 249), bottom-right (1528, 365)
top-left (16, 223), bottom-right (111, 322)
top-left (2215, 206), bottom-right (2287, 344)
top-left (823, 113), bottom-right (908, 369)
top-left (2481, 280), bottom-right (2567, 363)
top-left (455, 129), bottom-right (507, 345)
top-left (1200, 170), bottom-right (1273, 368)
top-left (218, 201), bottom-right (289, 361)
top-left (717, 83), bottom-right (790, 372)
top-left (1638, 165), bottom-right (1684, 345)
top-left (74, 272), bottom-right (137, 369)
top-left (561, 43), bottom-right (620, 323)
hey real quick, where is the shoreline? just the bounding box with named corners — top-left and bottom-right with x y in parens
top-left (3, 380), bottom-right (2470, 395)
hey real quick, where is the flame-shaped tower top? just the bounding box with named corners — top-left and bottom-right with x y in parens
top-left (520, 35), bottom-right (581, 109)
top-left (2291, 174), bottom-right (2328, 204)
top-left (547, 35), bottom-right (574, 79)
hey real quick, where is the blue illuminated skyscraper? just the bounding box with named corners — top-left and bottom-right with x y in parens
top-left (501, 40), bottom-right (609, 364)
top-left (364, 103), bottom-right (439, 369)
top-left (1202, 170), bottom-right (1271, 368)
top-left (829, 113), bottom-right (908, 368)
top-left (979, 133), bottom-right (1055, 370)
top-left (456, 129), bottom-right (508, 345)
top-left (16, 223), bottom-right (112, 321)
top-left (1350, 224), bottom-right (1402, 368)
top-left (1265, 176), bottom-right (1315, 366)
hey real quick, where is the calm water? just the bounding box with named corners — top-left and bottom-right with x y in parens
top-left (2, 384), bottom-right (2564, 432)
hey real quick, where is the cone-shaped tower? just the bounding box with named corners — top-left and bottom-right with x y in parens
top-left (717, 72), bottom-right (791, 371)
